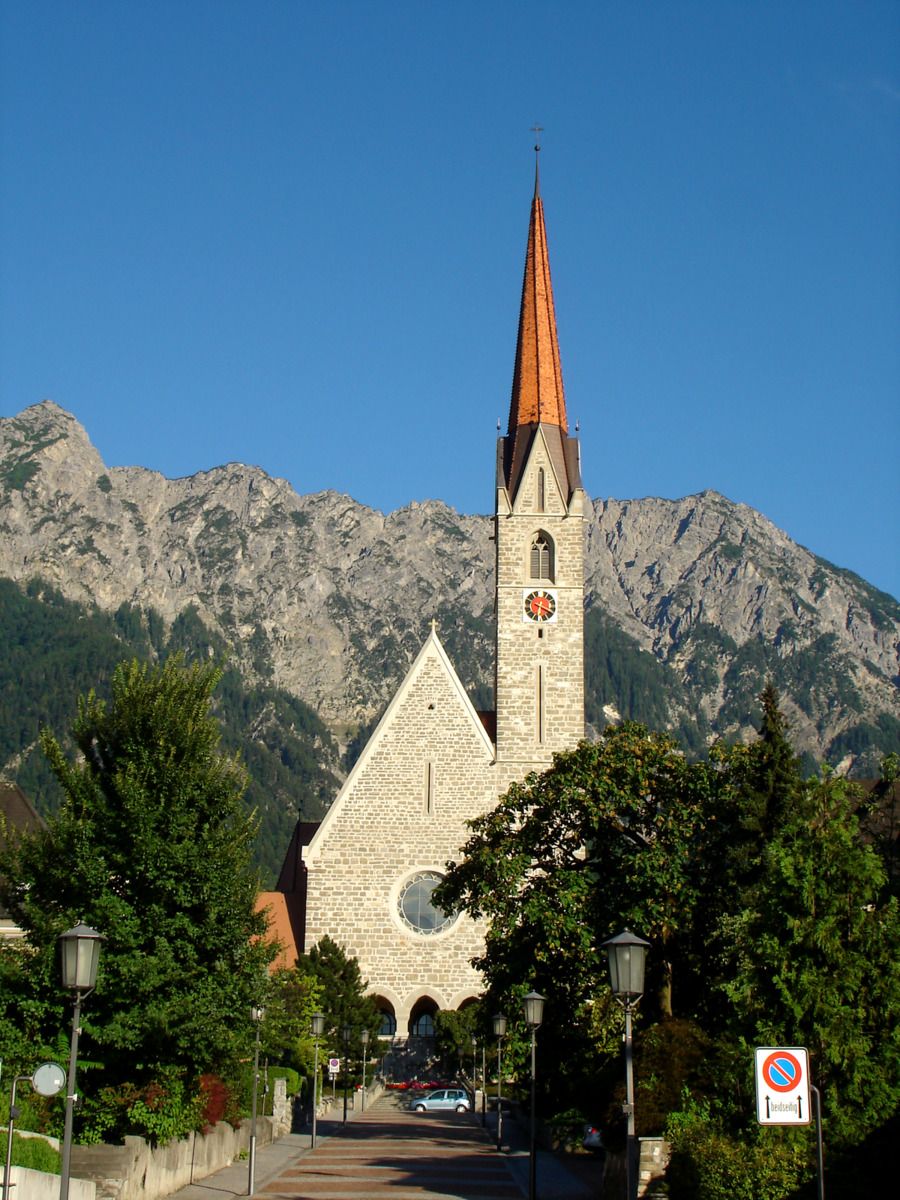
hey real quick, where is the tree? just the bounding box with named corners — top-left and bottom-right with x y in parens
top-left (0, 655), bottom-right (274, 1107)
top-left (437, 723), bottom-right (722, 1023)
top-left (295, 935), bottom-right (381, 1064)
top-left (718, 768), bottom-right (900, 1147)
top-left (434, 724), bottom-right (724, 1117)
top-left (436, 696), bottom-right (900, 1182)
top-left (261, 966), bottom-right (324, 1076)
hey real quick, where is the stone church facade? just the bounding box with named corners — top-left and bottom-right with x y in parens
top-left (275, 158), bottom-right (585, 1040)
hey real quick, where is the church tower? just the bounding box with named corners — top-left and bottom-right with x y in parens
top-left (273, 158), bottom-right (586, 1047)
top-left (494, 153), bottom-right (585, 770)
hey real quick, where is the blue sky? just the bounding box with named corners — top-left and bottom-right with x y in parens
top-left (2, 2), bottom-right (898, 599)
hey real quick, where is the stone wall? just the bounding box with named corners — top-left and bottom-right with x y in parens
top-left (1, 1165), bottom-right (95, 1200)
top-left (495, 433), bottom-right (585, 766)
top-left (303, 637), bottom-right (496, 1027)
top-left (69, 1079), bottom-right (292, 1200)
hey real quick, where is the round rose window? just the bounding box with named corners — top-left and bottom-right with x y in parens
top-left (397, 872), bottom-right (455, 936)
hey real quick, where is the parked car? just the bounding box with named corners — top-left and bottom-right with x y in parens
top-left (582, 1124), bottom-right (606, 1154)
top-left (410, 1088), bottom-right (471, 1113)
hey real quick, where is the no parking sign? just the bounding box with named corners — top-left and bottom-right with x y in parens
top-left (754, 1047), bottom-right (811, 1125)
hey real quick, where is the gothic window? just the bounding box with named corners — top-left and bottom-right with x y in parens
top-left (379, 1009), bottom-right (397, 1036)
top-left (537, 468), bottom-right (545, 512)
top-left (529, 531), bottom-right (554, 582)
top-left (409, 997), bottom-right (439, 1037)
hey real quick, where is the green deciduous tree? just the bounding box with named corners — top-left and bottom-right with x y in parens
top-left (437, 694), bottom-right (900, 1188)
top-left (0, 655), bottom-right (274, 1116)
top-left (437, 722), bottom-right (722, 1024)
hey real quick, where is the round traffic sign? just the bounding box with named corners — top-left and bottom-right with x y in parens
top-left (761, 1051), bottom-right (803, 1093)
top-left (32, 1062), bottom-right (66, 1097)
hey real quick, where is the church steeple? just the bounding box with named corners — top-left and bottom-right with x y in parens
top-left (500, 151), bottom-right (577, 503)
top-left (507, 151), bottom-right (568, 437)
top-left (493, 152), bottom-right (584, 768)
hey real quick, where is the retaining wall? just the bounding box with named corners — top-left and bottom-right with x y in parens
top-left (1, 1165), bottom-right (95, 1200)
top-left (68, 1078), bottom-right (292, 1200)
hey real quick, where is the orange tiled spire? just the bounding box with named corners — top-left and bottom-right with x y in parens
top-left (507, 152), bottom-right (568, 436)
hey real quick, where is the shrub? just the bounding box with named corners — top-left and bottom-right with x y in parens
top-left (0, 1131), bottom-right (62, 1173)
top-left (198, 1074), bottom-right (242, 1132)
top-left (665, 1098), bottom-right (811, 1200)
top-left (268, 1067), bottom-right (300, 1096)
top-left (78, 1074), bottom-right (203, 1145)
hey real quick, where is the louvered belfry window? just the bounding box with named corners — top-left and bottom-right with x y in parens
top-left (530, 534), bottom-right (553, 580)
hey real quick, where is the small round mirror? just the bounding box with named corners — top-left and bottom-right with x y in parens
top-left (32, 1062), bottom-right (66, 1097)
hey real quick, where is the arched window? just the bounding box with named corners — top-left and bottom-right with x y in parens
top-left (537, 468), bottom-right (545, 512)
top-left (529, 532), bottom-right (554, 582)
top-left (408, 997), bottom-right (439, 1038)
top-left (373, 997), bottom-right (397, 1036)
top-left (411, 1011), bottom-right (435, 1037)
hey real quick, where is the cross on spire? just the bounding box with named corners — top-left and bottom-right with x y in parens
top-left (531, 122), bottom-right (543, 150)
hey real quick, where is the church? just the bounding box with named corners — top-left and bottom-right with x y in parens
top-left (272, 155), bottom-right (586, 1041)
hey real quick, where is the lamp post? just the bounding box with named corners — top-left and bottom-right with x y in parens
top-left (523, 993), bottom-right (545, 1200)
top-left (471, 1036), bottom-right (478, 1110)
top-left (310, 1013), bottom-right (325, 1148)
top-left (601, 930), bottom-right (650, 1200)
top-left (492, 1014), bottom-right (507, 1152)
top-left (58, 922), bottom-right (105, 1200)
top-left (481, 1042), bottom-right (487, 1127)
top-left (360, 1029), bottom-right (369, 1112)
top-left (248, 1004), bottom-right (266, 1196)
top-left (341, 1024), bottom-right (353, 1124)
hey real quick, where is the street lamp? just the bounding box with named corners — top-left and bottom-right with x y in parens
top-left (601, 929), bottom-right (650, 1200)
top-left (360, 1029), bottom-right (369, 1112)
top-left (310, 1013), bottom-right (325, 1148)
top-left (492, 1014), bottom-right (507, 1152)
top-left (58, 922), bottom-right (105, 1200)
top-left (341, 1024), bottom-right (353, 1124)
top-left (471, 1035), bottom-right (478, 1109)
top-left (523, 993), bottom-right (545, 1200)
top-left (248, 1004), bottom-right (266, 1196)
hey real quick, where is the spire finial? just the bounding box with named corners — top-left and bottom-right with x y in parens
top-left (531, 123), bottom-right (543, 197)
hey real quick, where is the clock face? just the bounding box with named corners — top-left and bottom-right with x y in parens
top-left (523, 589), bottom-right (557, 623)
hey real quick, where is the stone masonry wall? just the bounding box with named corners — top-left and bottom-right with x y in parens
top-left (496, 434), bottom-right (585, 766)
top-left (303, 644), bottom-right (495, 1026)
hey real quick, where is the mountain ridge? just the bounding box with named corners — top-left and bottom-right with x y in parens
top-left (2, 400), bottom-right (898, 778)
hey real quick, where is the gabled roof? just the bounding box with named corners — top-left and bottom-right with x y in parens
top-left (503, 155), bottom-right (574, 501)
top-left (302, 627), bottom-right (495, 866)
top-left (0, 781), bottom-right (45, 850)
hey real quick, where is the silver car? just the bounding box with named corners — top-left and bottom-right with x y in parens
top-left (409, 1088), bottom-right (471, 1113)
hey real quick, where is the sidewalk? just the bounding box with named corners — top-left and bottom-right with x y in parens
top-left (170, 1094), bottom-right (596, 1200)
top-left (169, 1107), bottom-right (351, 1199)
top-left (481, 1106), bottom-right (597, 1200)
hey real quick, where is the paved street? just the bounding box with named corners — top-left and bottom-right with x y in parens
top-left (172, 1090), bottom-right (597, 1200)
top-left (256, 1093), bottom-right (522, 1200)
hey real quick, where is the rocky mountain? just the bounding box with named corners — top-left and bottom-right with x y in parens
top-left (2, 400), bottom-right (899, 782)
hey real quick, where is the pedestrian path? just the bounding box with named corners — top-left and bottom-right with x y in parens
top-left (171, 1091), bottom-right (595, 1200)
top-left (257, 1095), bottom-right (520, 1199)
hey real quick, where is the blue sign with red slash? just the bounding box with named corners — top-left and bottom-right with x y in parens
top-left (754, 1047), bottom-right (811, 1125)
top-left (761, 1051), bottom-right (802, 1092)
